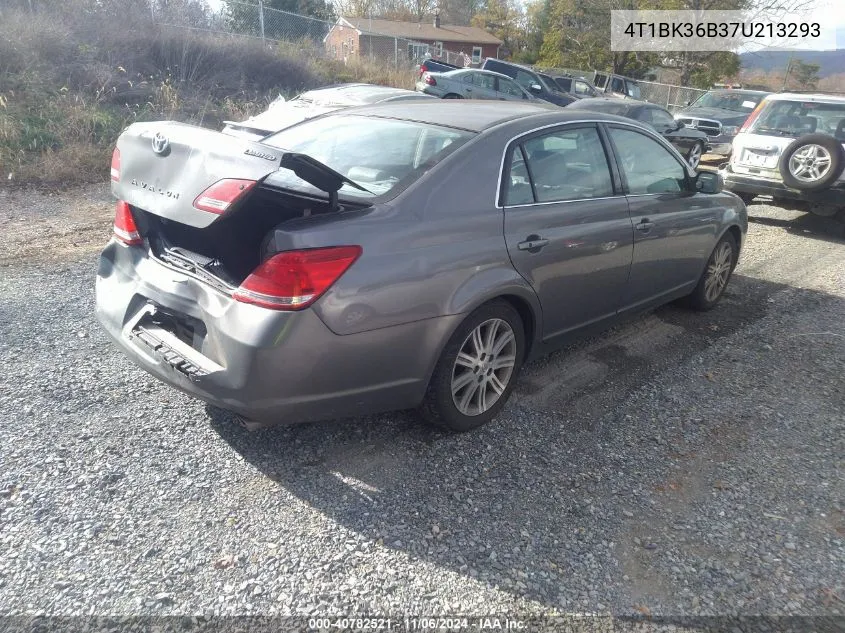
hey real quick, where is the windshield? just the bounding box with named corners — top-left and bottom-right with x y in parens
top-left (262, 115), bottom-right (474, 199)
top-left (691, 92), bottom-right (765, 112)
top-left (751, 100), bottom-right (845, 138)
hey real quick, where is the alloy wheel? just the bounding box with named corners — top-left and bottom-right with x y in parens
top-left (687, 143), bottom-right (703, 170)
top-left (704, 241), bottom-right (733, 302)
top-left (450, 318), bottom-right (516, 416)
top-left (788, 144), bottom-right (832, 183)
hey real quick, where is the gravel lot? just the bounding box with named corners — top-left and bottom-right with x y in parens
top-left (0, 184), bottom-right (843, 624)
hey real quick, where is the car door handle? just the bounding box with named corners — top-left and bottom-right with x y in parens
top-left (517, 237), bottom-right (549, 251)
top-left (636, 219), bottom-right (654, 232)
top-left (465, 87), bottom-right (473, 91)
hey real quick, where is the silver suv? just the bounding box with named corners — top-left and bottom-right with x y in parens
top-left (720, 93), bottom-right (845, 218)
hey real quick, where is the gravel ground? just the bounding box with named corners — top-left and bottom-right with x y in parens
top-left (0, 186), bottom-right (843, 626)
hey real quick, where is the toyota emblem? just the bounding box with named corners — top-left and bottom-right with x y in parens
top-left (151, 132), bottom-right (170, 156)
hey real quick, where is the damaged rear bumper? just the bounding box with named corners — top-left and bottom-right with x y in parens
top-left (95, 240), bottom-right (459, 426)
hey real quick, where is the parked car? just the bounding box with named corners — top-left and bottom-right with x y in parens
top-left (720, 92), bottom-right (845, 217)
top-left (98, 101), bottom-right (746, 432)
top-left (543, 73), bottom-right (600, 99)
top-left (592, 71), bottom-right (643, 100)
top-left (568, 98), bottom-right (710, 169)
top-left (416, 69), bottom-right (536, 101)
top-left (675, 89), bottom-right (771, 157)
top-left (221, 83), bottom-right (434, 141)
top-left (480, 59), bottom-right (575, 107)
top-left (418, 58), bottom-right (464, 77)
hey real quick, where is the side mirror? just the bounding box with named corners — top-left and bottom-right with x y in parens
top-left (529, 84), bottom-right (542, 94)
top-left (685, 100), bottom-right (692, 106)
top-left (695, 170), bottom-right (722, 193)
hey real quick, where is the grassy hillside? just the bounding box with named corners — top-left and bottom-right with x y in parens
top-left (0, 8), bottom-right (413, 187)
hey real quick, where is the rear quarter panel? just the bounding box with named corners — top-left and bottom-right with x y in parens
top-left (266, 126), bottom-right (544, 341)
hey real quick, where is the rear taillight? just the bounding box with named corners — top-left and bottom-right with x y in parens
top-left (419, 63), bottom-right (428, 76)
top-left (113, 200), bottom-right (141, 246)
top-left (110, 148), bottom-right (120, 182)
top-left (193, 178), bottom-right (257, 214)
top-left (740, 99), bottom-right (767, 132)
top-left (233, 246), bottom-right (362, 311)
top-left (424, 74), bottom-right (437, 86)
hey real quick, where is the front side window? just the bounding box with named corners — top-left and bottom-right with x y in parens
top-left (555, 78), bottom-right (572, 92)
top-left (263, 115), bottom-right (474, 200)
top-left (608, 127), bottom-right (686, 195)
top-left (649, 108), bottom-right (676, 128)
top-left (515, 70), bottom-right (537, 90)
top-left (503, 126), bottom-right (614, 205)
top-left (472, 72), bottom-right (495, 90)
top-left (575, 80), bottom-right (595, 96)
top-left (497, 77), bottom-right (525, 98)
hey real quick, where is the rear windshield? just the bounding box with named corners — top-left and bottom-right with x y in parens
top-left (751, 100), bottom-right (845, 138)
top-left (692, 92), bottom-right (766, 112)
top-left (262, 115), bottom-right (474, 199)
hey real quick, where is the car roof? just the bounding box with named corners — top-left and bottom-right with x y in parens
top-left (567, 97), bottom-right (639, 110)
top-left (707, 89), bottom-right (770, 96)
top-left (442, 68), bottom-right (523, 82)
top-left (332, 100), bottom-right (630, 132)
top-left (765, 92), bottom-right (845, 103)
top-left (299, 83), bottom-right (420, 104)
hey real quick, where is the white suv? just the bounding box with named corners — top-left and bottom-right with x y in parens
top-left (720, 93), bottom-right (845, 218)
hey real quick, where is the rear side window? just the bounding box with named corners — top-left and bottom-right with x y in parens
top-left (555, 78), bottom-right (572, 92)
top-left (503, 126), bottom-right (615, 205)
top-left (608, 127), bottom-right (686, 194)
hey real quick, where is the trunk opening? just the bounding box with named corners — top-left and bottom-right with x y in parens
top-left (130, 185), bottom-right (368, 286)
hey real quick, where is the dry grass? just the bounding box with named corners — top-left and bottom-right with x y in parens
top-left (0, 8), bottom-right (415, 187)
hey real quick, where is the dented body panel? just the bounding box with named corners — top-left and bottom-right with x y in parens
top-left (96, 102), bottom-right (746, 426)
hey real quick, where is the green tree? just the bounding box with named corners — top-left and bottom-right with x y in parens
top-left (785, 58), bottom-right (820, 90)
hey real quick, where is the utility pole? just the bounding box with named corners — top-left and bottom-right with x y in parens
top-left (259, 0), bottom-right (266, 42)
top-left (781, 52), bottom-right (794, 91)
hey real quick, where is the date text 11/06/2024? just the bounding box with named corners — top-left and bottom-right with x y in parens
top-left (308, 617), bottom-right (528, 630)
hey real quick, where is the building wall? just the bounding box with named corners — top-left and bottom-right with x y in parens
top-left (324, 26), bottom-right (499, 63)
top-left (325, 24), bottom-right (360, 61)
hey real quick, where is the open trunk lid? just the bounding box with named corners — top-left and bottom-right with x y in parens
top-left (113, 121), bottom-right (283, 228)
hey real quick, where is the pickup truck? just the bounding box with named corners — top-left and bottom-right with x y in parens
top-left (418, 58), bottom-right (463, 78)
top-left (480, 59), bottom-right (574, 107)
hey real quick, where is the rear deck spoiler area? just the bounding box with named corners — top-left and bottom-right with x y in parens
top-left (112, 121), bottom-right (283, 228)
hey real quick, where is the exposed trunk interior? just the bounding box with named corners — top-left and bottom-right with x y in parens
top-left (130, 185), bottom-right (368, 286)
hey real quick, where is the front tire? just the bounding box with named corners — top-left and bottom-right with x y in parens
top-left (683, 232), bottom-right (738, 311)
top-left (421, 300), bottom-right (525, 432)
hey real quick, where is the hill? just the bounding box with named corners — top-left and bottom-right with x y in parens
top-left (739, 48), bottom-right (845, 78)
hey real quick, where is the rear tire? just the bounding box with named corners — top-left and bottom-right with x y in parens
top-left (421, 300), bottom-right (525, 432)
top-left (682, 232), bottom-right (738, 311)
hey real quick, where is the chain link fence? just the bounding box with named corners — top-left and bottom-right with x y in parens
top-left (637, 80), bottom-right (707, 111)
top-left (153, 0), bottom-right (471, 70)
top-left (153, 2), bottom-right (707, 102)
